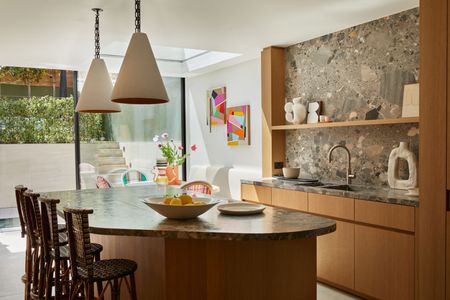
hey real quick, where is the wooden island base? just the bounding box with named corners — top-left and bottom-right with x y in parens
top-left (92, 234), bottom-right (317, 300)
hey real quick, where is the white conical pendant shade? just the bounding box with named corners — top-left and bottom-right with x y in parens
top-left (76, 58), bottom-right (121, 113)
top-left (111, 32), bottom-right (169, 104)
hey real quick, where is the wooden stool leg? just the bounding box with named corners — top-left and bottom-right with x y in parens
top-left (85, 281), bottom-right (95, 300)
top-left (38, 249), bottom-right (46, 299)
top-left (111, 279), bottom-right (120, 300)
top-left (24, 237), bottom-right (32, 300)
top-left (44, 257), bottom-right (53, 300)
top-left (54, 259), bottom-right (61, 300)
top-left (31, 248), bottom-right (40, 296)
top-left (129, 273), bottom-right (137, 300)
top-left (61, 260), bottom-right (69, 297)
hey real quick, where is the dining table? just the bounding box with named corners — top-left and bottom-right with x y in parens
top-left (44, 184), bottom-right (335, 300)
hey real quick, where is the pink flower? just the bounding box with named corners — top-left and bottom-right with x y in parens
top-left (157, 143), bottom-right (162, 148)
top-left (190, 144), bottom-right (197, 151)
top-left (178, 146), bottom-right (184, 150)
top-left (161, 133), bottom-right (169, 139)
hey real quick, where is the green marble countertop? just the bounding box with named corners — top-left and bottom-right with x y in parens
top-left (43, 185), bottom-right (335, 241)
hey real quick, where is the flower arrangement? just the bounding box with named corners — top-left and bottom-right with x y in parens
top-left (153, 133), bottom-right (197, 166)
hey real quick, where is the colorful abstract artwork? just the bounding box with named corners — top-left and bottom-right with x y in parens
top-left (227, 105), bottom-right (250, 146)
top-left (207, 87), bottom-right (226, 125)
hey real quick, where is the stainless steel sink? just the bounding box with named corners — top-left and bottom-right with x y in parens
top-left (321, 184), bottom-right (357, 192)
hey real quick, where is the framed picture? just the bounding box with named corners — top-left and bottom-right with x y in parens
top-left (207, 87), bottom-right (227, 128)
top-left (227, 105), bottom-right (250, 146)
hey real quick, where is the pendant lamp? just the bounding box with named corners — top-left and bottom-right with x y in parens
top-left (111, 0), bottom-right (169, 104)
top-left (76, 8), bottom-right (121, 113)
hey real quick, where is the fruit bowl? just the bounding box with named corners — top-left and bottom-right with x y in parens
top-left (143, 195), bottom-right (219, 219)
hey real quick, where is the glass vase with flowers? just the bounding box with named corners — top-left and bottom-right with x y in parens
top-left (153, 133), bottom-right (197, 185)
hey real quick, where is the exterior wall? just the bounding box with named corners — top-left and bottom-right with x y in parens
top-left (284, 8), bottom-right (419, 186)
top-left (0, 144), bottom-right (76, 208)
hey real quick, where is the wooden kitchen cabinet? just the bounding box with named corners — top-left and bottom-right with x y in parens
top-left (272, 188), bottom-right (307, 211)
top-left (241, 184), bottom-right (272, 205)
top-left (355, 225), bottom-right (414, 300)
top-left (355, 199), bottom-right (415, 232)
top-left (308, 193), bottom-right (354, 221)
top-left (317, 220), bottom-right (355, 290)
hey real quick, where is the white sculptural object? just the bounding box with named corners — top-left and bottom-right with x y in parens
top-left (388, 142), bottom-right (418, 190)
top-left (285, 97), bottom-right (307, 124)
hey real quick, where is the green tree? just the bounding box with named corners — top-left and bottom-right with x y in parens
top-left (0, 67), bottom-right (48, 98)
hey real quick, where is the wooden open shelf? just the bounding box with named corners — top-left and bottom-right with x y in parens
top-left (271, 117), bottom-right (419, 130)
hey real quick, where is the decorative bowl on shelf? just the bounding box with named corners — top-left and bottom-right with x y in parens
top-left (282, 167), bottom-right (300, 179)
top-left (143, 196), bottom-right (219, 219)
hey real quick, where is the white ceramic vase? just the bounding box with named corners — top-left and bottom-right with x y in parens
top-left (285, 97), bottom-right (307, 124)
top-left (387, 142), bottom-right (418, 190)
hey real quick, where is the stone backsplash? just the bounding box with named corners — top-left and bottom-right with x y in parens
top-left (284, 8), bottom-right (419, 186)
top-left (286, 124), bottom-right (419, 186)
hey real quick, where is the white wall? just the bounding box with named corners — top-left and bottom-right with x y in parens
top-left (186, 59), bottom-right (262, 198)
top-left (0, 144), bottom-right (76, 208)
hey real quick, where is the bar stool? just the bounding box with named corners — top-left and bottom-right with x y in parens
top-left (39, 197), bottom-right (104, 300)
top-left (64, 207), bottom-right (138, 300)
top-left (15, 185), bottom-right (31, 300)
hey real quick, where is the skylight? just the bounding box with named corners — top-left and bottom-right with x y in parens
top-left (99, 44), bottom-right (241, 77)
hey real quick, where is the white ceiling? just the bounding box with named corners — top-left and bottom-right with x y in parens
top-left (0, 0), bottom-right (418, 77)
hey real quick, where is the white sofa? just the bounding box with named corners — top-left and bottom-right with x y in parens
top-left (188, 165), bottom-right (261, 200)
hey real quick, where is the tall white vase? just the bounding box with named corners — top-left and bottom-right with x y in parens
top-left (387, 142), bottom-right (418, 190)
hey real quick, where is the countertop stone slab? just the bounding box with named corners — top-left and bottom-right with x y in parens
top-left (241, 179), bottom-right (419, 207)
top-left (43, 185), bottom-right (336, 241)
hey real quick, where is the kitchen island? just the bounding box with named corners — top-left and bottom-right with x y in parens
top-left (44, 185), bottom-right (335, 300)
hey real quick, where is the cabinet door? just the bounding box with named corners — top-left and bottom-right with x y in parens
top-left (272, 188), bottom-right (307, 211)
top-left (308, 193), bottom-right (354, 221)
top-left (355, 225), bottom-right (414, 300)
top-left (241, 184), bottom-right (272, 205)
top-left (317, 220), bottom-right (354, 290)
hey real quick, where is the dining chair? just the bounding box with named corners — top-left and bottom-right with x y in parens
top-left (39, 197), bottom-right (104, 300)
top-left (121, 169), bottom-right (148, 186)
top-left (64, 207), bottom-right (138, 300)
top-left (96, 176), bottom-right (112, 189)
top-left (180, 180), bottom-right (213, 195)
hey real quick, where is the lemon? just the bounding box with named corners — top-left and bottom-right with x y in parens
top-left (193, 200), bottom-right (206, 205)
top-left (170, 198), bottom-right (182, 205)
top-left (179, 194), bottom-right (193, 205)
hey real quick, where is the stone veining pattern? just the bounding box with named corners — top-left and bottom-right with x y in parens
top-left (286, 124), bottom-right (419, 186)
top-left (284, 9), bottom-right (419, 186)
top-left (44, 185), bottom-right (336, 240)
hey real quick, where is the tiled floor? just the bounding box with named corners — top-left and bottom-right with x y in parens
top-left (0, 217), bottom-right (361, 300)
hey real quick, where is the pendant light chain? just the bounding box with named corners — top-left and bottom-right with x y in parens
top-left (135, 0), bottom-right (141, 33)
top-left (93, 8), bottom-right (102, 59)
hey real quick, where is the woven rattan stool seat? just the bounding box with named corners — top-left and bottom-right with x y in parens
top-left (78, 259), bottom-right (138, 282)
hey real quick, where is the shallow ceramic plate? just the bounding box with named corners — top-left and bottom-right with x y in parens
top-left (217, 202), bottom-right (266, 216)
top-left (143, 197), bottom-right (219, 219)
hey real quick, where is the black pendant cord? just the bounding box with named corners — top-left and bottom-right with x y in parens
top-left (135, 0), bottom-right (141, 32)
top-left (92, 8), bottom-right (102, 59)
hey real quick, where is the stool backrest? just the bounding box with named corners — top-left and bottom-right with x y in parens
top-left (39, 197), bottom-right (61, 258)
top-left (64, 207), bottom-right (94, 280)
top-left (14, 185), bottom-right (28, 238)
top-left (23, 191), bottom-right (42, 248)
